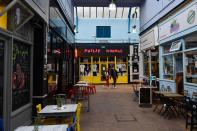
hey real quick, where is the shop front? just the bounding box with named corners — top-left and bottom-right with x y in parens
top-left (77, 43), bottom-right (129, 84)
top-left (140, 26), bottom-right (159, 86)
top-left (47, 0), bottom-right (75, 95)
top-left (159, 1), bottom-right (197, 95)
top-left (0, 0), bottom-right (49, 130)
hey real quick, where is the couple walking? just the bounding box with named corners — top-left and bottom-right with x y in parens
top-left (105, 67), bottom-right (118, 88)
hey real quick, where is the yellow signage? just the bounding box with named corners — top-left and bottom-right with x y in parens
top-left (0, 5), bottom-right (7, 30)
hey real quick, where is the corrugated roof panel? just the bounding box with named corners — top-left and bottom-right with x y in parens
top-left (110, 9), bottom-right (116, 18)
top-left (104, 7), bottom-right (109, 18)
top-left (77, 7), bottom-right (83, 18)
top-left (122, 7), bottom-right (130, 18)
top-left (97, 7), bottom-right (103, 18)
top-left (91, 7), bottom-right (96, 18)
top-left (116, 7), bottom-right (123, 18)
top-left (84, 7), bottom-right (90, 18)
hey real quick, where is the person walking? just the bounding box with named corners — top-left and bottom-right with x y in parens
top-left (110, 68), bottom-right (118, 88)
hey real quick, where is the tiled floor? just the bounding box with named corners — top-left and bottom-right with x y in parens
top-left (80, 84), bottom-right (190, 131)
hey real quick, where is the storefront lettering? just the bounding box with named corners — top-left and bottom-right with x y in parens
top-left (106, 49), bottom-right (123, 53)
top-left (83, 49), bottom-right (101, 53)
top-left (83, 48), bottom-right (123, 54)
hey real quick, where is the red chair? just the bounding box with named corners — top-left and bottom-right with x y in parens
top-left (88, 85), bottom-right (96, 94)
top-left (67, 88), bottom-right (76, 99)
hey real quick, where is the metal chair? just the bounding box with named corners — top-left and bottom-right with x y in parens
top-left (185, 97), bottom-right (197, 131)
top-left (76, 103), bottom-right (82, 131)
top-left (67, 117), bottom-right (77, 131)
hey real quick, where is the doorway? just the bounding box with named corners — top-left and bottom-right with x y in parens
top-left (175, 53), bottom-right (183, 94)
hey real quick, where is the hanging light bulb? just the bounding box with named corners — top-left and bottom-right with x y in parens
top-left (109, 0), bottom-right (116, 11)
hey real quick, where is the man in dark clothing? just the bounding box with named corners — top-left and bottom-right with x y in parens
top-left (110, 68), bottom-right (118, 88)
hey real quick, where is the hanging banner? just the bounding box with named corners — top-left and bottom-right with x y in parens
top-left (140, 26), bottom-right (159, 50)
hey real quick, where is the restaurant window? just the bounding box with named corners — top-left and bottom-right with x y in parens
top-left (108, 56), bottom-right (115, 69)
top-left (163, 55), bottom-right (174, 80)
top-left (12, 41), bottom-right (31, 111)
top-left (151, 48), bottom-right (159, 78)
top-left (80, 57), bottom-right (91, 63)
top-left (0, 40), bottom-right (4, 118)
top-left (143, 51), bottom-right (149, 77)
top-left (96, 26), bottom-right (111, 38)
top-left (163, 43), bottom-right (171, 54)
top-left (185, 34), bottom-right (197, 49)
top-left (185, 50), bottom-right (197, 84)
top-left (80, 57), bottom-right (91, 76)
top-left (116, 57), bottom-right (127, 76)
top-left (100, 57), bottom-right (107, 63)
top-left (93, 57), bottom-right (99, 76)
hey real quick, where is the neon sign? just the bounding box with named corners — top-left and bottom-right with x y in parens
top-left (106, 49), bottom-right (123, 53)
top-left (84, 49), bottom-right (101, 53)
top-left (83, 49), bottom-right (123, 54)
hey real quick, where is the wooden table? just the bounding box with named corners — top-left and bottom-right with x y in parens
top-left (15, 124), bottom-right (68, 131)
top-left (163, 93), bottom-right (183, 98)
top-left (38, 104), bottom-right (77, 117)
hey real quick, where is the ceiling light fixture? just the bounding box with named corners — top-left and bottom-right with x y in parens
top-left (109, 0), bottom-right (116, 11)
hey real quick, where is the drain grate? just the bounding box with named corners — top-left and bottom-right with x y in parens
top-left (114, 113), bottom-right (137, 122)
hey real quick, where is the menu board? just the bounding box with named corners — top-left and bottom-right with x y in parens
top-left (0, 40), bottom-right (4, 117)
top-left (139, 88), bottom-right (151, 106)
top-left (12, 42), bottom-right (30, 111)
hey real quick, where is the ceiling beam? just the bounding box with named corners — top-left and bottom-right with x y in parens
top-left (102, 7), bottom-right (104, 18)
top-left (115, 7), bottom-right (117, 18)
top-left (73, 0), bottom-right (144, 7)
top-left (82, 6), bottom-right (84, 18)
top-left (89, 7), bottom-right (91, 18)
top-left (121, 7), bottom-right (124, 18)
top-left (109, 10), bottom-right (111, 18)
top-left (96, 7), bottom-right (97, 18)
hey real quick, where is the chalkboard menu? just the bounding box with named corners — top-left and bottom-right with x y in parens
top-left (139, 87), bottom-right (151, 107)
top-left (12, 42), bottom-right (30, 111)
top-left (0, 40), bottom-right (4, 117)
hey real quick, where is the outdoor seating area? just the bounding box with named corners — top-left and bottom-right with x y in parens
top-left (14, 81), bottom-right (96, 131)
top-left (130, 80), bottom-right (197, 131)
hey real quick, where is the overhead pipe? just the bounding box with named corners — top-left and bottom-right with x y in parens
top-left (128, 7), bottom-right (131, 33)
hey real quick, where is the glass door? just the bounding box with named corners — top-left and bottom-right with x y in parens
top-left (0, 40), bottom-right (4, 128)
top-left (175, 53), bottom-right (183, 94)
